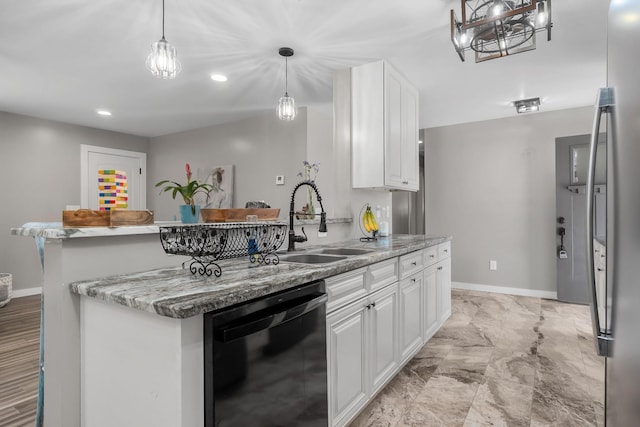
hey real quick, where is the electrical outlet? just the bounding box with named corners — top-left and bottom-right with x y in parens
top-left (275, 175), bottom-right (285, 185)
top-left (490, 260), bottom-right (497, 271)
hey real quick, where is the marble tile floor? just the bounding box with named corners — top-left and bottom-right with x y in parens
top-left (350, 289), bottom-right (604, 427)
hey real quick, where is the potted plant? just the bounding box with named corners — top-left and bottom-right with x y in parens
top-left (156, 163), bottom-right (215, 223)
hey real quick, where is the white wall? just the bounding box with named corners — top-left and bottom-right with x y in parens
top-left (424, 106), bottom-right (593, 294)
top-left (1, 111), bottom-right (150, 293)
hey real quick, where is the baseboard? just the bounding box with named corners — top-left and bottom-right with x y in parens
top-left (12, 287), bottom-right (42, 298)
top-left (452, 281), bottom-right (557, 300)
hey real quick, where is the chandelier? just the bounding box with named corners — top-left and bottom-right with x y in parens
top-left (450, 0), bottom-right (552, 63)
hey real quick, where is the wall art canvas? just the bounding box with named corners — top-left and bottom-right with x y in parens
top-left (196, 165), bottom-right (234, 208)
top-left (97, 169), bottom-right (128, 210)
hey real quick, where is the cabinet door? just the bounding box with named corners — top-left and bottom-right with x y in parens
top-left (327, 300), bottom-right (369, 427)
top-left (369, 284), bottom-right (399, 395)
top-left (423, 265), bottom-right (439, 341)
top-left (401, 83), bottom-right (419, 190)
top-left (399, 272), bottom-right (424, 364)
top-left (384, 66), bottom-right (404, 188)
top-left (437, 258), bottom-right (452, 324)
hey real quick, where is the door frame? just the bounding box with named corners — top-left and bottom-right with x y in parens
top-left (80, 144), bottom-right (147, 209)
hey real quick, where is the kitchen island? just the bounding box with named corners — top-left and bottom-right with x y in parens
top-left (12, 223), bottom-right (449, 427)
top-left (70, 233), bottom-right (450, 427)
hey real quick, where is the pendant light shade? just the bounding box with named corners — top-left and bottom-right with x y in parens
top-left (147, 0), bottom-right (181, 79)
top-left (277, 47), bottom-right (296, 121)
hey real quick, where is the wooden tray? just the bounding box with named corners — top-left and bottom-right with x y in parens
top-left (201, 208), bottom-right (280, 223)
top-left (63, 209), bottom-right (154, 227)
top-left (110, 210), bottom-right (154, 226)
top-left (63, 210), bottom-right (110, 227)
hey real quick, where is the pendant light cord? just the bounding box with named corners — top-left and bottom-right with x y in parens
top-left (162, 0), bottom-right (166, 40)
top-left (285, 56), bottom-right (289, 96)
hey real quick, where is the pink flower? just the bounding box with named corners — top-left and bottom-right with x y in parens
top-left (185, 163), bottom-right (192, 181)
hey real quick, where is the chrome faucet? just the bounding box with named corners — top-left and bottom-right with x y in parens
top-left (288, 180), bottom-right (327, 252)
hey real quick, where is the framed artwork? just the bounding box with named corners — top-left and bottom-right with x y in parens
top-left (196, 165), bottom-right (234, 208)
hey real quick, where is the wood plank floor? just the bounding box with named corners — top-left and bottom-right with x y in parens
top-left (0, 295), bottom-right (40, 427)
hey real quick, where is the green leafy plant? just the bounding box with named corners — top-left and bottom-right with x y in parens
top-left (155, 163), bottom-right (215, 214)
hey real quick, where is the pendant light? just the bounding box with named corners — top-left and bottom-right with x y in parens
top-left (277, 47), bottom-right (296, 121)
top-left (146, 0), bottom-right (181, 79)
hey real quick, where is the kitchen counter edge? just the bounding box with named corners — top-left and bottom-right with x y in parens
top-left (69, 235), bottom-right (451, 319)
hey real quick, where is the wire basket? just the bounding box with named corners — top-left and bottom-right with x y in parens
top-left (159, 222), bottom-right (288, 277)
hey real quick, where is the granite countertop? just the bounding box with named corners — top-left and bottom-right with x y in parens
top-left (70, 234), bottom-right (451, 319)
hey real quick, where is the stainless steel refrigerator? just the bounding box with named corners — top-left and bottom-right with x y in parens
top-left (586, 1), bottom-right (640, 425)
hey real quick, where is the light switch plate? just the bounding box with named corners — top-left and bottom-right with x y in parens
top-left (276, 175), bottom-right (285, 185)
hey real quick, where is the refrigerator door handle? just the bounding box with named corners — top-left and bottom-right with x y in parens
top-left (586, 87), bottom-right (614, 357)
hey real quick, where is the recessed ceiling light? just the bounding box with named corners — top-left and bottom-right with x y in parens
top-left (96, 109), bottom-right (112, 116)
top-left (210, 74), bottom-right (228, 82)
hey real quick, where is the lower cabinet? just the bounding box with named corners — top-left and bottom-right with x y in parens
top-left (326, 241), bottom-right (452, 427)
top-left (327, 284), bottom-right (399, 427)
top-left (437, 257), bottom-right (452, 323)
top-left (423, 264), bottom-right (439, 341)
top-left (327, 299), bottom-right (369, 427)
top-left (399, 271), bottom-right (423, 364)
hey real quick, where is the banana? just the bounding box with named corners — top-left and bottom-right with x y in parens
top-left (362, 207), bottom-right (372, 232)
top-left (369, 208), bottom-right (379, 232)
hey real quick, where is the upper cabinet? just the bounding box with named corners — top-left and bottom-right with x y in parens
top-left (350, 60), bottom-right (419, 191)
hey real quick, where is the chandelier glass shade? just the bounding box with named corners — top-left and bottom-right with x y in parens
top-left (277, 47), bottom-right (296, 121)
top-left (146, 0), bottom-right (181, 79)
top-left (451, 0), bottom-right (552, 63)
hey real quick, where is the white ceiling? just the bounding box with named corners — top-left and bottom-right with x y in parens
top-left (1, 0), bottom-right (608, 138)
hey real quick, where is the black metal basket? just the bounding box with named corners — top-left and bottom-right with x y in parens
top-left (159, 222), bottom-right (287, 277)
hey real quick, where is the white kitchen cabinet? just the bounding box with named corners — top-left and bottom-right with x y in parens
top-left (369, 284), bottom-right (399, 395)
top-left (326, 242), bottom-right (452, 427)
top-left (437, 257), bottom-right (452, 323)
top-left (327, 298), bottom-right (369, 427)
top-left (399, 271), bottom-right (423, 364)
top-left (423, 264), bottom-right (439, 341)
top-left (351, 60), bottom-right (419, 191)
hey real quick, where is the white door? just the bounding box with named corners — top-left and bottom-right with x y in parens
top-left (423, 265), bottom-right (439, 341)
top-left (399, 272), bottom-right (423, 364)
top-left (327, 300), bottom-right (368, 427)
top-left (369, 284), bottom-right (399, 395)
top-left (81, 145), bottom-right (147, 210)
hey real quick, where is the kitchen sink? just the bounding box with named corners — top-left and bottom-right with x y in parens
top-left (316, 248), bottom-right (374, 256)
top-left (279, 254), bottom-right (347, 264)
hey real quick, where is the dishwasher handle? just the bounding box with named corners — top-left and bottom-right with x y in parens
top-left (214, 293), bottom-right (327, 342)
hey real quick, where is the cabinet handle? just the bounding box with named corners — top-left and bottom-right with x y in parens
top-left (430, 254), bottom-right (435, 258)
top-left (411, 278), bottom-right (416, 282)
top-left (597, 268), bottom-right (604, 271)
top-left (444, 249), bottom-right (448, 253)
top-left (402, 180), bottom-right (409, 184)
top-left (366, 304), bottom-right (371, 310)
top-left (437, 266), bottom-right (443, 271)
top-left (411, 262), bottom-right (417, 266)
top-left (371, 302), bottom-right (376, 308)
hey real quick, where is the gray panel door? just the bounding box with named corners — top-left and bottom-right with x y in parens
top-left (555, 135), bottom-right (605, 304)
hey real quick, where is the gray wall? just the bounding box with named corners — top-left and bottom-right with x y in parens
top-left (424, 106), bottom-right (593, 294)
top-left (148, 109), bottom-right (309, 220)
top-left (1, 111), bottom-right (149, 292)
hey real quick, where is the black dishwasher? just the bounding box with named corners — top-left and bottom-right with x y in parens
top-left (204, 281), bottom-right (328, 427)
